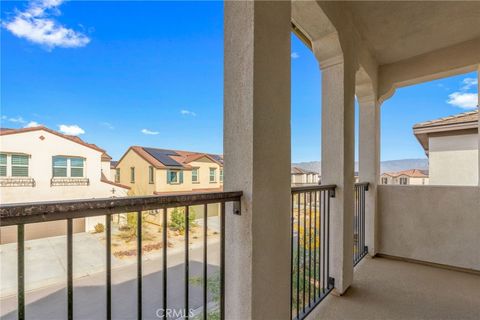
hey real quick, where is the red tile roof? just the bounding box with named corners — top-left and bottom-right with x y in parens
top-left (0, 126), bottom-right (112, 160)
top-left (383, 169), bottom-right (428, 178)
top-left (123, 146), bottom-right (223, 170)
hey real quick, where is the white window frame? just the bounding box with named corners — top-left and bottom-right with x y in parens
top-left (52, 156), bottom-right (85, 178)
top-left (209, 167), bottom-right (217, 183)
top-left (0, 153), bottom-right (31, 178)
top-left (192, 167), bottom-right (199, 183)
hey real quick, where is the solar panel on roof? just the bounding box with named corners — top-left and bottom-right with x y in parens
top-left (143, 148), bottom-right (183, 167)
top-left (209, 154), bottom-right (224, 164)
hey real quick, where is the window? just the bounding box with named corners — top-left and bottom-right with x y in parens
top-left (0, 154), bottom-right (6, 177)
top-left (167, 170), bottom-right (183, 184)
top-left (381, 177), bottom-right (388, 184)
top-left (130, 167), bottom-right (135, 183)
top-left (192, 168), bottom-right (199, 183)
top-left (149, 166), bottom-right (154, 184)
top-left (11, 155), bottom-right (29, 177)
top-left (53, 157), bottom-right (84, 178)
top-left (70, 158), bottom-right (84, 177)
top-left (220, 168), bottom-right (223, 183)
top-left (209, 168), bottom-right (216, 183)
top-left (115, 168), bottom-right (120, 183)
top-left (399, 177), bottom-right (408, 185)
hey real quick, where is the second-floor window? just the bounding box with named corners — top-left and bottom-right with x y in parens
top-left (220, 168), bottom-right (223, 183)
top-left (130, 167), bottom-right (135, 183)
top-left (115, 168), bottom-right (120, 183)
top-left (399, 177), bottom-right (408, 185)
top-left (0, 153), bottom-right (30, 177)
top-left (167, 170), bottom-right (183, 184)
top-left (192, 168), bottom-right (199, 183)
top-left (381, 177), bottom-right (388, 184)
top-left (149, 166), bottom-right (154, 184)
top-left (209, 168), bottom-right (216, 183)
top-left (53, 157), bottom-right (84, 178)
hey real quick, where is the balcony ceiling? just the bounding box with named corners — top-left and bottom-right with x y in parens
top-left (344, 1), bottom-right (480, 65)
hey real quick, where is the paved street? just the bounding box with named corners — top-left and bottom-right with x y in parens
top-left (1, 233), bottom-right (221, 320)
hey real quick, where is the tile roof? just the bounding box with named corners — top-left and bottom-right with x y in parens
top-left (0, 126), bottom-right (112, 160)
top-left (126, 146), bottom-right (223, 169)
top-left (413, 110), bottom-right (478, 130)
top-left (291, 166), bottom-right (318, 175)
top-left (382, 169), bottom-right (428, 178)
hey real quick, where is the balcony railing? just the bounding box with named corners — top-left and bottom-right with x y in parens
top-left (354, 182), bottom-right (369, 266)
top-left (0, 191), bottom-right (242, 320)
top-left (290, 184), bottom-right (336, 320)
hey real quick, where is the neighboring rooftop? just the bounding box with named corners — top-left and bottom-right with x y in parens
top-left (110, 161), bottom-right (118, 169)
top-left (413, 109), bottom-right (478, 155)
top-left (0, 126), bottom-right (112, 161)
top-left (121, 146), bottom-right (223, 169)
top-left (383, 169), bottom-right (429, 178)
top-left (291, 166), bottom-right (318, 175)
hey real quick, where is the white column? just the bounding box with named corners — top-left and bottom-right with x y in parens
top-left (320, 56), bottom-right (356, 294)
top-left (224, 1), bottom-right (291, 319)
top-left (358, 97), bottom-right (381, 256)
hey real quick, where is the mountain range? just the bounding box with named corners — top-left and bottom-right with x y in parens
top-left (292, 158), bottom-right (428, 174)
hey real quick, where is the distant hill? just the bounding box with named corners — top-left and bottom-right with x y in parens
top-left (293, 158), bottom-right (428, 174)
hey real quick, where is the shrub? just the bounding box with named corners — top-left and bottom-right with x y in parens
top-left (94, 223), bottom-right (105, 233)
top-left (169, 207), bottom-right (197, 233)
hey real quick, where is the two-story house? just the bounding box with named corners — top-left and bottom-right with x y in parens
top-left (291, 166), bottom-right (319, 186)
top-left (0, 126), bottom-right (129, 242)
top-left (115, 146), bottom-right (223, 196)
top-left (380, 169), bottom-right (429, 185)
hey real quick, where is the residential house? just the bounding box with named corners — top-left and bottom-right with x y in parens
top-left (413, 110), bottom-right (478, 185)
top-left (0, 126), bottom-right (129, 243)
top-left (115, 146), bottom-right (224, 196)
top-left (291, 166), bottom-right (319, 186)
top-left (380, 169), bottom-right (429, 185)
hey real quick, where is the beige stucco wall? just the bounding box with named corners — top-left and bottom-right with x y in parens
top-left (0, 130), bottom-right (128, 204)
top-left (429, 134), bottom-right (478, 186)
top-left (117, 150), bottom-right (223, 196)
top-left (378, 185), bottom-right (480, 271)
top-left (116, 149), bottom-right (157, 196)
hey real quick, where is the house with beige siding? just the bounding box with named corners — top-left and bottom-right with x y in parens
top-left (380, 169), bottom-right (429, 185)
top-left (291, 166), bottom-right (319, 186)
top-left (115, 146), bottom-right (223, 196)
top-left (413, 110), bottom-right (478, 186)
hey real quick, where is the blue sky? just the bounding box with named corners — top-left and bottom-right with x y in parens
top-left (1, 1), bottom-right (478, 162)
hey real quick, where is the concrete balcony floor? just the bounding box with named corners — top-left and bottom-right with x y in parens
top-left (308, 257), bottom-right (480, 320)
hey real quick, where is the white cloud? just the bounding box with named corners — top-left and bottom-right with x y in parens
top-left (291, 52), bottom-right (300, 59)
top-left (461, 77), bottom-right (478, 91)
top-left (446, 92), bottom-right (478, 109)
top-left (100, 122), bottom-right (114, 130)
top-left (141, 128), bottom-right (159, 135)
top-left (8, 116), bottom-right (27, 124)
top-left (24, 121), bottom-right (41, 128)
top-left (2, 0), bottom-right (90, 49)
top-left (59, 124), bottom-right (85, 135)
top-left (180, 109), bottom-right (196, 117)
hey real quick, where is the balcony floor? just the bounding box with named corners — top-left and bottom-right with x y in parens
top-left (308, 257), bottom-right (480, 320)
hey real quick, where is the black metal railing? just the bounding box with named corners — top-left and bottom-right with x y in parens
top-left (290, 185), bottom-right (335, 320)
top-left (0, 191), bottom-right (242, 320)
top-left (353, 182), bottom-right (369, 266)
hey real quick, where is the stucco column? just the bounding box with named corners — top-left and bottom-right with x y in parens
top-left (358, 97), bottom-right (381, 256)
top-left (224, 1), bottom-right (291, 319)
top-left (320, 57), bottom-right (356, 294)
top-left (477, 65), bottom-right (479, 186)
